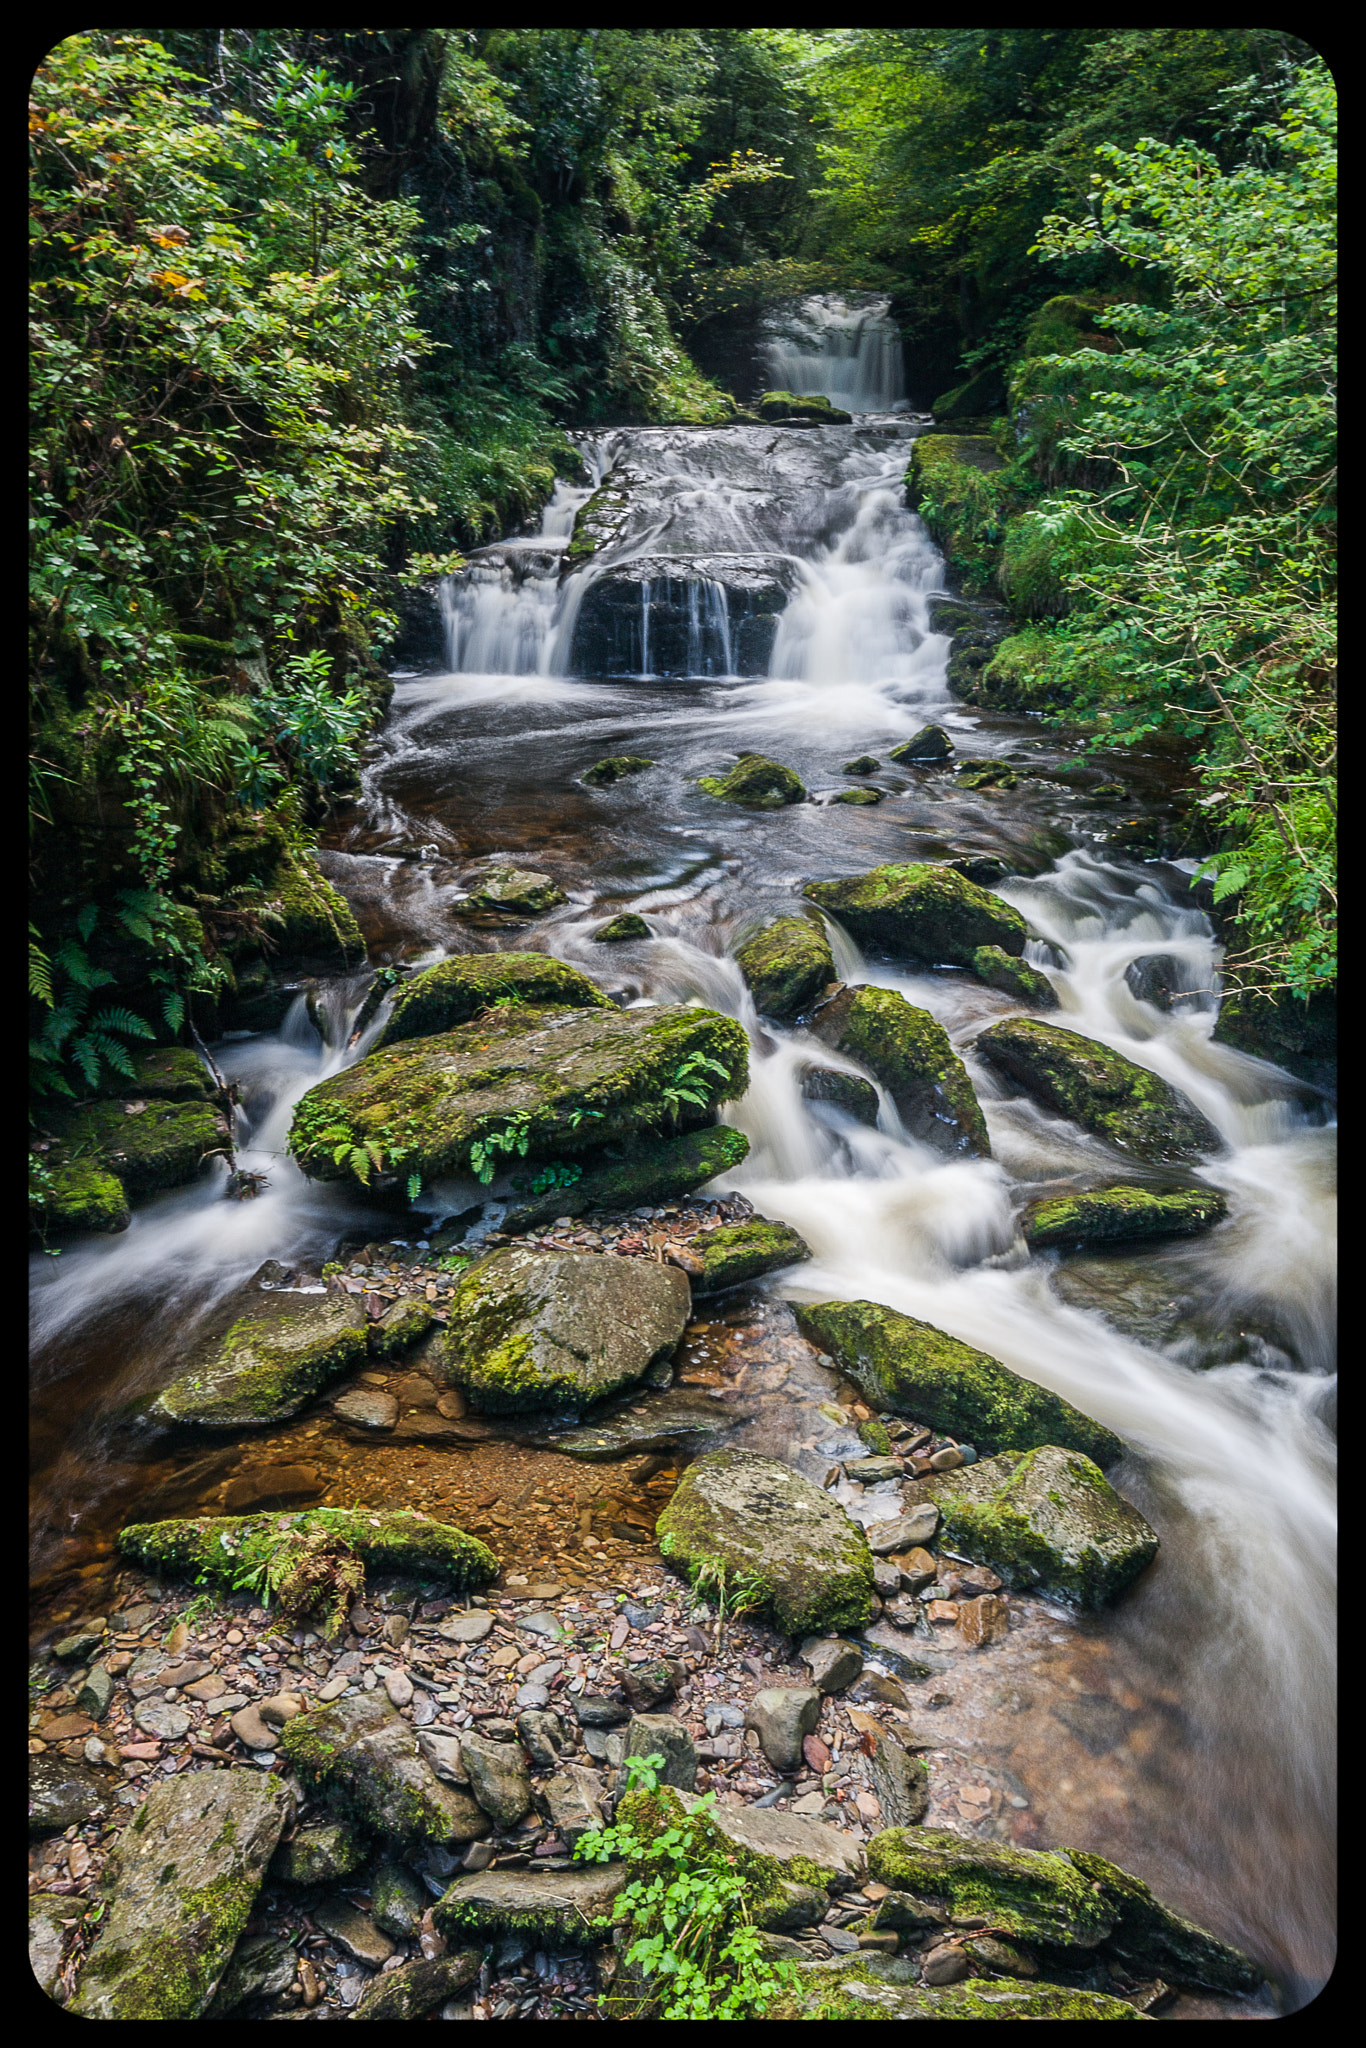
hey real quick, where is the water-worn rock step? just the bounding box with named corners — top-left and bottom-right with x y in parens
top-left (655, 1448), bottom-right (874, 1636)
top-left (594, 912), bottom-right (651, 941)
top-left (375, 950), bottom-right (612, 1047)
top-left (461, 867), bottom-right (566, 914)
top-left (1021, 1184), bottom-right (1227, 1252)
top-left (692, 1216), bottom-right (811, 1292)
top-left (149, 1288), bottom-right (368, 1427)
top-left (974, 1018), bottom-right (1222, 1163)
top-left (116, 1507), bottom-right (499, 1594)
top-left (699, 755), bottom-right (807, 807)
top-left (436, 1245), bottom-right (690, 1415)
top-left (804, 862), bottom-right (1027, 966)
top-left (289, 1000), bottom-right (748, 1193)
top-left (68, 1770), bottom-right (294, 2020)
top-left (280, 1692), bottom-right (492, 1848)
top-left (35, 1084), bottom-right (231, 1235)
top-left (735, 915), bottom-right (835, 1019)
top-left (433, 1864), bottom-right (629, 1947)
top-left (502, 1123), bottom-right (748, 1232)
top-left (809, 983), bottom-right (989, 1157)
top-left (903, 1445), bottom-right (1159, 1608)
top-left (794, 1299), bottom-right (1122, 1466)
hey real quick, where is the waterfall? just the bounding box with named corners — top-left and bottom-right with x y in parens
top-left (761, 292), bottom-right (907, 412)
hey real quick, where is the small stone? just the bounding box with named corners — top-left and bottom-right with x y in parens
top-left (385, 1667), bottom-right (415, 1708)
top-left (317, 1673), bottom-right (350, 1703)
top-left (272, 1819), bottom-right (366, 1887)
top-left (438, 1610), bottom-right (493, 1644)
top-left (334, 1387), bottom-right (400, 1430)
top-left (924, 1601), bottom-right (960, 1626)
top-left (746, 1688), bottom-right (821, 1775)
top-left (534, 1765), bottom-right (605, 1848)
top-left (54, 1629), bottom-right (103, 1663)
top-left (460, 1731), bottom-right (533, 1827)
top-left (77, 1666), bottom-right (115, 1719)
top-left (134, 1699), bottom-right (191, 1741)
top-left (372, 1859), bottom-right (431, 1940)
top-left (802, 1734), bottom-right (833, 1774)
top-left (622, 1657), bottom-right (685, 1712)
top-left (515, 1684), bottom-right (550, 1710)
top-left (314, 1896), bottom-right (395, 1969)
top-left (799, 1638), bottom-right (864, 1695)
top-left (516, 1711), bottom-right (566, 1769)
top-left (844, 1456), bottom-right (903, 1484)
top-left (417, 1730), bottom-right (470, 1786)
top-left (929, 1447), bottom-right (964, 1472)
top-left (889, 1547), bottom-right (939, 1593)
top-left (574, 1696), bottom-right (630, 1728)
top-left (230, 1704), bottom-right (278, 1750)
top-left (922, 1943), bottom-right (969, 1985)
top-left (865, 1506), bottom-right (940, 1555)
top-left (258, 1691), bottom-right (305, 1727)
top-left (957, 1595), bottom-right (1010, 1649)
top-left (617, 1713), bottom-right (696, 1792)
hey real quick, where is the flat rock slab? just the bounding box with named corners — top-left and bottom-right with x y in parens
top-left (656, 1449), bottom-right (873, 1637)
top-left (795, 1299), bottom-right (1122, 1467)
top-left (809, 984), bottom-right (988, 1158)
top-left (376, 951), bottom-right (611, 1048)
top-left (354, 1949), bottom-right (482, 2022)
top-left (151, 1290), bottom-right (368, 1428)
top-left (433, 1864), bottom-right (629, 1946)
top-left (1022, 1184), bottom-right (1227, 1253)
top-left (440, 1246), bottom-right (690, 1417)
top-left (904, 1446), bottom-right (1159, 1609)
top-left (975, 1018), bottom-right (1222, 1163)
top-left (46, 1094), bottom-right (230, 1201)
top-left (735, 916), bottom-right (834, 1020)
top-left (69, 1771), bottom-right (293, 2020)
top-left (676, 1790), bottom-right (866, 1881)
top-left (693, 1216), bottom-right (811, 1293)
top-left (804, 863), bottom-right (1027, 967)
top-left (532, 1381), bottom-right (756, 1461)
top-left (279, 1692), bottom-right (491, 1849)
top-left (313, 1895), bottom-right (395, 1968)
top-left (463, 867), bottom-right (567, 914)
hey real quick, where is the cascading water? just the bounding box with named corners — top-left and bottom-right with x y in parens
top-left (761, 291), bottom-right (908, 413)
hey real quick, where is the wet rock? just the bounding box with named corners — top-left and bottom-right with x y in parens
top-left (889, 725), bottom-right (953, 764)
top-left (622, 1657), bottom-right (686, 1712)
top-left (271, 1817), bottom-right (365, 1885)
top-left (204, 1933), bottom-right (299, 2015)
top-left (438, 1246), bottom-right (690, 1417)
top-left (868, 1827), bottom-right (1114, 1950)
top-left (1065, 1847), bottom-right (1262, 1994)
top-left (69, 1770), bottom-right (293, 2020)
top-left (504, 1122), bottom-right (749, 1232)
top-left (581, 756), bottom-right (656, 787)
top-left (535, 1379), bottom-right (755, 1463)
top-left (961, 1933), bottom-right (1038, 1977)
top-left (693, 1216), bottom-right (811, 1292)
top-left (746, 1686), bottom-right (821, 1773)
top-left (799, 1637), bottom-right (865, 1694)
top-left (795, 1300), bottom-right (1121, 1465)
top-left (43, 1094), bottom-right (230, 1205)
top-left (375, 951), bottom-right (611, 1048)
top-left (574, 1696), bottom-right (631, 1728)
top-left (117, 1508), bottom-right (497, 1596)
top-left (804, 863), bottom-right (1026, 968)
top-left (354, 1949), bottom-right (482, 2021)
top-left (842, 754), bottom-right (881, 775)
top-left (369, 1297), bottom-right (436, 1359)
top-left (77, 1665), bottom-right (114, 1719)
top-left (417, 1729), bottom-right (471, 1785)
top-left (516, 1709), bottom-right (567, 1769)
top-left (757, 390), bottom-right (854, 425)
top-left (1051, 1693), bottom-right (1134, 1756)
top-left (1124, 954), bottom-right (1201, 1013)
top-left (972, 945), bottom-right (1058, 1009)
top-left (735, 915), bottom-right (835, 1020)
top-left (314, 1895), bottom-right (395, 1968)
top-left (371, 1858), bottom-right (429, 1940)
top-left (801, 1066), bottom-right (881, 1125)
top-left (333, 1387), bottom-right (399, 1430)
top-left (291, 999), bottom-right (747, 1193)
top-left (29, 1154), bottom-right (131, 1237)
top-left (437, 1609), bottom-right (493, 1644)
top-left (221, 1463), bottom-right (325, 1511)
top-left (534, 1764), bottom-right (606, 1847)
top-left (434, 1864), bottom-right (629, 1947)
top-left (656, 1448), bottom-right (874, 1637)
top-left (808, 984), bottom-right (989, 1158)
top-left (595, 913), bottom-right (651, 942)
top-left (845, 1455), bottom-right (903, 1483)
top-left (864, 1727), bottom-right (930, 1827)
top-left (29, 1751), bottom-right (113, 1837)
top-left (754, 1879), bottom-right (830, 1932)
top-left (957, 1594), bottom-right (1010, 1648)
top-left (674, 1790), bottom-right (866, 1881)
top-left (698, 755), bottom-right (807, 808)
top-left (832, 784), bottom-right (882, 804)
top-left (618, 1713), bottom-right (696, 1791)
top-left (150, 1289), bottom-right (368, 1428)
top-left (279, 1692), bottom-right (492, 1848)
top-left (463, 867), bottom-right (567, 915)
top-left (868, 1891), bottom-right (949, 1933)
top-left (1021, 1185), bottom-right (1227, 1253)
top-left (460, 1730), bottom-right (533, 1827)
top-left (974, 1018), bottom-right (1223, 1164)
top-left (903, 1446), bottom-right (1159, 1609)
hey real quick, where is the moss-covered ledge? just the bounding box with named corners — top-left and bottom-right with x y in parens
top-left (116, 1507), bottom-right (499, 1592)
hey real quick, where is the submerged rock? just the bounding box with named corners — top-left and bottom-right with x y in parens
top-left (116, 1507), bottom-right (498, 1592)
top-left (594, 912), bottom-right (652, 942)
top-left (437, 1245), bottom-right (690, 1415)
top-left (793, 1300), bottom-right (1122, 1466)
top-left (842, 754), bottom-right (880, 775)
top-left (433, 1864), bottom-right (629, 1946)
top-left (693, 1216), bottom-right (811, 1292)
top-left (699, 755), bottom-right (807, 808)
top-left (1022, 1184), bottom-right (1228, 1253)
top-left (461, 868), bottom-right (567, 915)
top-left (656, 1448), bottom-right (874, 1636)
top-left (903, 1445), bottom-right (1158, 1608)
top-left (375, 951), bottom-right (611, 1047)
top-left (973, 944), bottom-right (1058, 1009)
top-left (975, 1018), bottom-right (1222, 1163)
top-left (502, 1124), bottom-right (748, 1232)
top-left (149, 1289), bottom-right (368, 1427)
top-left (889, 725), bottom-right (954, 764)
top-left (804, 862), bottom-right (1027, 967)
top-left (801, 1065), bottom-right (881, 1126)
top-left (809, 984), bottom-right (989, 1158)
top-left (581, 755), bottom-right (656, 786)
top-left (280, 1692), bottom-right (491, 1848)
top-left (532, 1381), bottom-right (758, 1461)
top-left (735, 914), bottom-right (834, 1020)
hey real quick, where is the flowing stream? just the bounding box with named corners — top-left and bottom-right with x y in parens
top-left (29, 297), bottom-right (1334, 2008)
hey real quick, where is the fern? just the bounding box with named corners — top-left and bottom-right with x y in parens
top-left (29, 937), bottom-right (53, 1005)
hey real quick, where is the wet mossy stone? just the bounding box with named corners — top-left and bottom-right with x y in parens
top-left (534, 1381), bottom-right (756, 1463)
top-left (289, 1001), bottom-right (748, 1193)
top-left (735, 914), bottom-right (834, 1021)
top-left (902, 1446), bottom-right (1158, 1608)
top-left (354, 1949), bottom-right (483, 2021)
top-left (973, 944), bottom-right (1058, 1009)
top-left (974, 1018), bottom-right (1222, 1164)
top-left (956, 758), bottom-right (1018, 791)
top-left (595, 913), bottom-right (651, 942)
top-left (260, 845), bottom-right (365, 971)
top-left (832, 785), bottom-right (882, 804)
top-left (29, 1751), bottom-right (114, 1837)
top-left (117, 1507), bottom-right (498, 1591)
top-left (756, 390), bottom-right (854, 426)
top-left (279, 1692), bottom-right (491, 1850)
top-left (581, 755), bottom-right (656, 786)
top-left (68, 1769), bottom-right (293, 2021)
top-left (769, 1968), bottom-right (1147, 2021)
top-left (433, 1863), bottom-right (628, 1947)
top-left (793, 1300), bottom-right (1122, 1467)
top-left (149, 1289), bottom-right (368, 1428)
top-left (270, 1817), bottom-right (365, 1887)
top-left (375, 952), bottom-right (611, 1048)
top-left (503, 1123), bottom-right (748, 1233)
top-left (29, 1154), bottom-right (130, 1236)
top-left (94, 1045), bottom-right (214, 1102)
top-left (699, 754), bottom-right (807, 808)
top-left (369, 1296), bottom-right (436, 1358)
top-left (694, 1217), bottom-right (811, 1293)
top-left (804, 861), bottom-right (1026, 967)
top-left (439, 1245), bottom-right (691, 1416)
top-left (801, 1065), bottom-right (880, 1126)
top-left (868, 1826), bottom-right (1114, 1951)
top-left (1063, 1847), bottom-right (1261, 1995)
top-left (43, 1094), bottom-right (229, 1200)
top-left (810, 984), bottom-right (989, 1158)
top-left (1022, 1185), bottom-right (1228, 1254)
top-left (656, 1447), bottom-right (874, 1637)
top-left (464, 868), bottom-right (567, 915)
top-left (842, 755), bottom-right (880, 775)
top-left (889, 725), bottom-right (953, 764)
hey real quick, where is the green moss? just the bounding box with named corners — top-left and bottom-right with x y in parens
top-left (273, 846), bottom-right (365, 967)
top-left (595, 913), bottom-right (652, 942)
top-left (377, 952), bottom-right (612, 1048)
top-left (581, 755), bottom-right (656, 786)
top-left (771, 1968), bottom-right (1147, 2020)
top-left (43, 1095), bottom-right (227, 1201)
top-left (857, 1417), bottom-right (893, 1455)
top-left (93, 1046), bottom-right (213, 1103)
top-left (1061, 1848), bottom-right (1261, 1994)
top-left (735, 916), bottom-right (834, 1020)
top-left (756, 390), bottom-right (853, 425)
top-left (813, 983), bottom-right (989, 1157)
top-left (974, 1018), bottom-right (1223, 1164)
top-left (842, 755), bottom-right (880, 775)
top-left (785, 1854), bottom-right (840, 1894)
top-left (803, 863), bottom-right (1026, 968)
top-left (1023, 1184), bottom-right (1227, 1252)
top-left (151, 1294), bottom-right (368, 1426)
top-left (972, 945), bottom-right (1057, 1009)
top-left (116, 1507), bottom-right (499, 1592)
top-left (905, 436), bottom-right (1011, 595)
top-left (504, 1123), bottom-right (748, 1231)
top-left (867, 1828), bottom-right (1112, 1949)
top-left (30, 1154), bottom-right (130, 1236)
top-left (699, 756), bottom-right (806, 808)
top-left (695, 1218), bottom-right (811, 1293)
top-left (71, 1866), bottom-right (259, 2021)
top-left (974, 628), bottom-right (1057, 712)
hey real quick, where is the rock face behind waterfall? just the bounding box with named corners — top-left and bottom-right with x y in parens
top-left (975, 1017), bottom-right (1222, 1163)
top-left (569, 555), bottom-right (792, 677)
top-left (809, 984), bottom-right (989, 1157)
top-left (804, 862), bottom-right (1028, 967)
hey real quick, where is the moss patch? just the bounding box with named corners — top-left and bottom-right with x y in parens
top-left (810, 984), bottom-right (989, 1158)
top-left (695, 1217), bottom-right (811, 1292)
top-left (595, 913), bottom-right (652, 942)
top-left (972, 945), bottom-right (1058, 1009)
top-left (116, 1507), bottom-right (498, 1591)
top-left (699, 755), bottom-right (806, 807)
top-left (582, 755), bottom-right (656, 786)
top-left (974, 1018), bottom-right (1223, 1163)
top-left (734, 915), bottom-right (835, 1020)
top-left (43, 1095), bottom-right (228, 1200)
top-left (1062, 1848), bottom-right (1261, 1994)
top-left (867, 1827), bottom-right (1113, 1949)
top-left (150, 1290), bottom-right (369, 1427)
top-left (30, 1153), bottom-right (130, 1236)
top-left (376, 951), bottom-right (611, 1048)
top-left (905, 435), bottom-right (1012, 595)
top-left (804, 862), bottom-right (1026, 967)
top-left (756, 390), bottom-right (853, 425)
top-left (503, 1124), bottom-right (748, 1232)
top-left (1022, 1184), bottom-right (1227, 1253)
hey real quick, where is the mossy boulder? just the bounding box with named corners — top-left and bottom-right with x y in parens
top-left (842, 755), bottom-right (880, 775)
top-left (801, 1066), bottom-right (880, 1125)
top-left (1064, 1848), bottom-right (1261, 1994)
top-left (975, 628), bottom-right (1058, 713)
top-left (279, 1692), bottom-right (490, 1850)
top-left (955, 757), bottom-right (1018, 791)
top-left (1022, 1185), bottom-right (1228, 1254)
top-left (903, 1446), bottom-right (1158, 1608)
top-left (793, 1300), bottom-right (1122, 1466)
top-left (889, 725), bottom-right (953, 764)
top-left (116, 1508), bottom-right (498, 1592)
top-left (94, 1045), bottom-right (215, 1102)
top-left (804, 862), bottom-right (1026, 967)
top-left (769, 1970), bottom-right (1148, 2021)
top-left (463, 868), bottom-right (567, 915)
top-left (973, 944), bottom-right (1058, 1008)
top-left (832, 785), bottom-right (881, 804)
top-left (656, 1448), bottom-right (874, 1637)
top-left (595, 913), bottom-right (651, 942)
top-left (974, 1018), bottom-right (1222, 1163)
top-left (868, 1826), bottom-right (1113, 1950)
top-left (905, 436), bottom-right (1010, 594)
top-left (375, 951), bottom-right (612, 1048)
top-left (149, 1289), bottom-right (369, 1427)
top-left (270, 1818), bottom-right (366, 1887)
top-left (43, 1094), bottom-right (229, 1200)
top-left (694, 1217), bottom-right (811, 1292)
top-left (69, 1770), bottom-right (293, 2020)
top-left (809, 984), bottom-right (989, 1157)
top-left (30, 1154), bottom-right (130, 1236)
top-left (266, 845), bottom-right (366, 970)
top-left (756, 390), bottom-right (854, 425)
top-left (438, 1246), bottom-right (691, 1416)
top-left (433, 1864), bottom-right (628, 1947)
top-left (699, 755), bottom-right (806, 808)
top-left (289, 1001), bottom-right (749, 1193)
top-left (735, 915), bottom-right (835, 1020)
top-left (582, 755), bottom-right (656, 786)
top-left (502, 1124), bottom-right (749, 1233)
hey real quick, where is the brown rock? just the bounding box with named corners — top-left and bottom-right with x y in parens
top-left (230, 1705), bottom-right (278, 1750)
top-left (890, 1547), bottom-right (938, 1593)
top-left (39, 1714), bottom-right (94, 1741)
top-left (802, 1733), bottom-right (833, 1774)
top-left (223, 1463), bottom-right (326, 1510)
top-left (166, 1622), bottom-right (190, 1656)
top-left (956, 1595), bottom-right (1009, 1649)
top-left (183, 1676), bottom-right (228, 1703)
top-left (259, 1692), bottom-right (306, 1726)
top-left (922, 1943), bottom-right (969, 1985)
top-left (925, 1601), bottom-right (959, 1626)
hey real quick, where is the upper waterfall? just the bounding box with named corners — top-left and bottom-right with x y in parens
top-left (761, 292), bottom-right (907, 413)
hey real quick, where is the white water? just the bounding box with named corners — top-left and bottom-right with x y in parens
top-left (761, 291), bottom-right (908, 412)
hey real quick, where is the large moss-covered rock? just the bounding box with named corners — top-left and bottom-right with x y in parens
top-left (438, 1246), bottom-right (690, 1416)
top-left (29, 1154), bottom-right (130, 1236)
top-left (43, 1094), bottom-right (229, 1200)
top-left (116, 1508), bottom-right (498, 1592)
top-left (463, 868), bottom-right (566, 915)
top-left (769, 1968), bottom-right (1147, 2021)
top-left (793, 1300), bottom-right (1121, 1466)
top-left (889, 724), bottom-right (953, 764)
top-left (433, 1864), bottom-right (628, 1946)
top-left (974, 1019), bottom-right (1222, 1163)
top-left (1022, 1185), bottom-right (1227, 1254)
top-left (289, 1002), bottom-right (748, 1193)
top-left (868, 1827), bottom-right (1113, 1950)
top-left (756, 390), bottom-right (854, 426)
top-left (280, 1693), bottom-right (491, 1849)
top-left (804, 863), bottom-right (1026, 967)
top-left (735, 915), bottom-right (835, 1020)
top-left (694, 1217), bottom-right (811, 1293)
top-left (149, 1289), bottom-right (369, 1427)
top-left (94, 1045), bottom-right (215, 1102)
top-left (69, 1770), bottom-right (293, 2020)
top-left (1064, 1848), bottom-right (1261, 1994)
top-left (699, 755), bottom-right (806, 807)
top-left (973, 945), bottom-right (1058, 1009)
top-left (375, 951), bottom-right (611, 1047)
top-left (503, 1124), bottom-right (749, 1233)
top-left (903, 1446), bottom-right (1158, 1608)
top-left (656, 1449), bottom-right (874, 1637)
top-left (809, 984), bottom-right (989, 1157)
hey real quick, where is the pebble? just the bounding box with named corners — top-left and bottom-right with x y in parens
top-left (229, 1704), bottom-right (278, 1749)
top-left (134, 1700), bottom-right (191, 1740)
top-left (438, 1611), bottom-right (493, 1644)
top-left (384, 1667), bottom-right (414, 1708)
